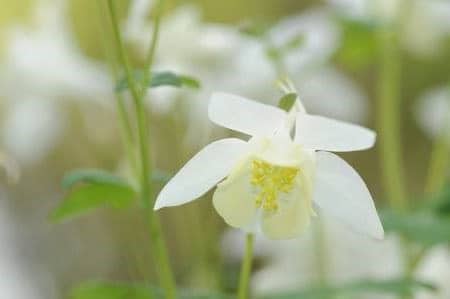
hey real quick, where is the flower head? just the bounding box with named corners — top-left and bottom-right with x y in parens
top-left (155, 92), bottom-right (383, 240)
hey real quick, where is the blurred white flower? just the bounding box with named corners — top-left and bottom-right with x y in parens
top-left (0, 0), bottom-right (111, 101)
top-left (295, 67), bottom-right (369, 123)
top-left (0, 195), bottom-right (56, 299)
top-left (268, 8), bottom-right (340, 74)
top-left (1, 97), bottom-right (65, 165)
top-left (0, 0), bottom-right (114, 165)
top-left (327, 0), bottom-right (450, 57)
top-left (222, 217), bottom-right (410, 299)
top-left (415, 86), bottom-right (450, 141)
top-left (155, 92), bottom-right (381, 239)
top-left (0, 151), bottom-right (20, 184)
top-left (415, 246), bottom-right (450, 299)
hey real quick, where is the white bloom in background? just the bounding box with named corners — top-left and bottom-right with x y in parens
top-left (268, 8), bottom-right (340, 74)
top-left (327, 0), bottom-right (450, 57)
top-left (0, 151), bottom-right (20, 184)
top-left (0, 0), bottom-right (114, 165)
top-left (415, 86), bottom-right (450, 141)
top-left (295, 67), bottom-right (368, 123)
top-left (222, 221), bottom-right (450, 298)
top-left (0, 0), bottom-right (111, 101)
top-left (0, 195), bottom-right (56, 299)
top-left (416, 246), bottom-right (450, 299)
top-left (1, 97), bottom-right (65, 165)
top-left (155, 92), bottom-right (382, 239)
top-left (227, 8), bottom-right (340, 103)
top-left (223, 217), bottom-right (401, 297)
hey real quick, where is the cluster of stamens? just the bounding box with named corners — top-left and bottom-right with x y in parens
top-left (250, 159), bottom-right (299, 212)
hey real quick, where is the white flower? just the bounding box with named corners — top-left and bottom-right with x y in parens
top-left (415, 86), bottom-right (450, 141)
top-left (155, 92), bottom-right (383, 239)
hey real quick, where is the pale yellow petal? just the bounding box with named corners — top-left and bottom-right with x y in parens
top-left (212, 158), bottom-right (258, 228)
top-left (261, 165), bottom-right (315, 239)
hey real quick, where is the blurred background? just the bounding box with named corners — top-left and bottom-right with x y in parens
top-left (0, 0), bottom-right (449, 298)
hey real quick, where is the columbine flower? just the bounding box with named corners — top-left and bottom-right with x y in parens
top-left (155, 92), bottom-right (383, 239)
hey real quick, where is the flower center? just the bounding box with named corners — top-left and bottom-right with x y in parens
top-left (250, 159), bottom-right (299, 212)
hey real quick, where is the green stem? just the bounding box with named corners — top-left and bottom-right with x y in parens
top-left (376, 25), bottom-right (407, 211)
top-left (237, 233), bottom-right (254, 299)
top-left (106, 1), bottom-right (176, 298)
top-left (425, 109), bottom-right (450, 194)
top-left (97, 0), bottom-right (138, 179)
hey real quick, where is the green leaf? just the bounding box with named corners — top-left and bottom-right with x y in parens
top-left (71, 282), bottom-right (161, 299)
top-left (261, 279), bottom-right (436, 299)
top-left (381, 210), bottom-right (450, 247)
top-left (62, 169), bottom-right (128, 189)
top-left (278, 93), bottom-right (297, 112)
top-left (115, 71), bottom-right (200, 92)
top-left (50, 183), bottom-right (136, 223)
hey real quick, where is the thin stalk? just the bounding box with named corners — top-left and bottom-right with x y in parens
top-left (106, 1), bottom-right (176, 298)
top-left (425, 111), bottom-right (450, 194)
top-left (376, 26), bottom-right (407, 211)
top-left (97, 0), bottom-right (138, 178)
top-left (237, 233), bottom-right (254, 299)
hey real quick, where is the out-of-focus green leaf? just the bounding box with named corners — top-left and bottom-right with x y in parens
top-left (238, 20), bottom-right (272, 38)
top-left (381, 210), bottom-right (450, 247)
top-left (115, 71), bottom-right (200, 92)
top-left (336, 16), bottom-right (379, 69)
top-left (426, 183), bottom-right (450, 216)
top-left (71, 282), bottom-right (232, 299)
top-left (282, 34), bottom-right (305, 52)
top-left (50, 183), bottom-right (136, 223)
top-left (278, 93), bottom-right (297, 112)
top-left (62, 169), bottom-right (128, 189)
top-left (261, 279), bottom-right (436, 299)
top-left (71, 282), bottom-right (160, 299)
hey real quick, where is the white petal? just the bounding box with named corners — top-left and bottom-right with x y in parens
top-left (208, 92), bottom-right (287, 136)
top-left (295, 113), bottom-right (376, 152)
top-left (154, 138), bottom-right (248, 210)
top-left (312, 152), bottom-right (384, 239)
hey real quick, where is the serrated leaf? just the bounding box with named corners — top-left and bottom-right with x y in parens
top-left (381, 210), bottom-right (450, 247)
top-left (62, 169), bottom-right (128, 189)
top-left (262, 279), bottom-right (436, 299)
top-left (71, 282), bottom-right (160, 299)
top-left (50, 183), bottom-right (136, 223)
top-left (278, 93), bottom-right (297, 112)
top-left (115, 71), bottom-right (200, 92)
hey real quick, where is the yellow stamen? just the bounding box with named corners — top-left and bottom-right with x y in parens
top-left (251, 159), bottom-right (299, 212)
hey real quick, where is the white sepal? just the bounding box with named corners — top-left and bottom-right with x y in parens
top-left (312, 151), bottom-right (384, 239)
top-left (154, 138), bottom-right (248, 210)
top-left (209, 92), bottom-right (287, 137)
top-left (295, 113), bottom-right (376, 152)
